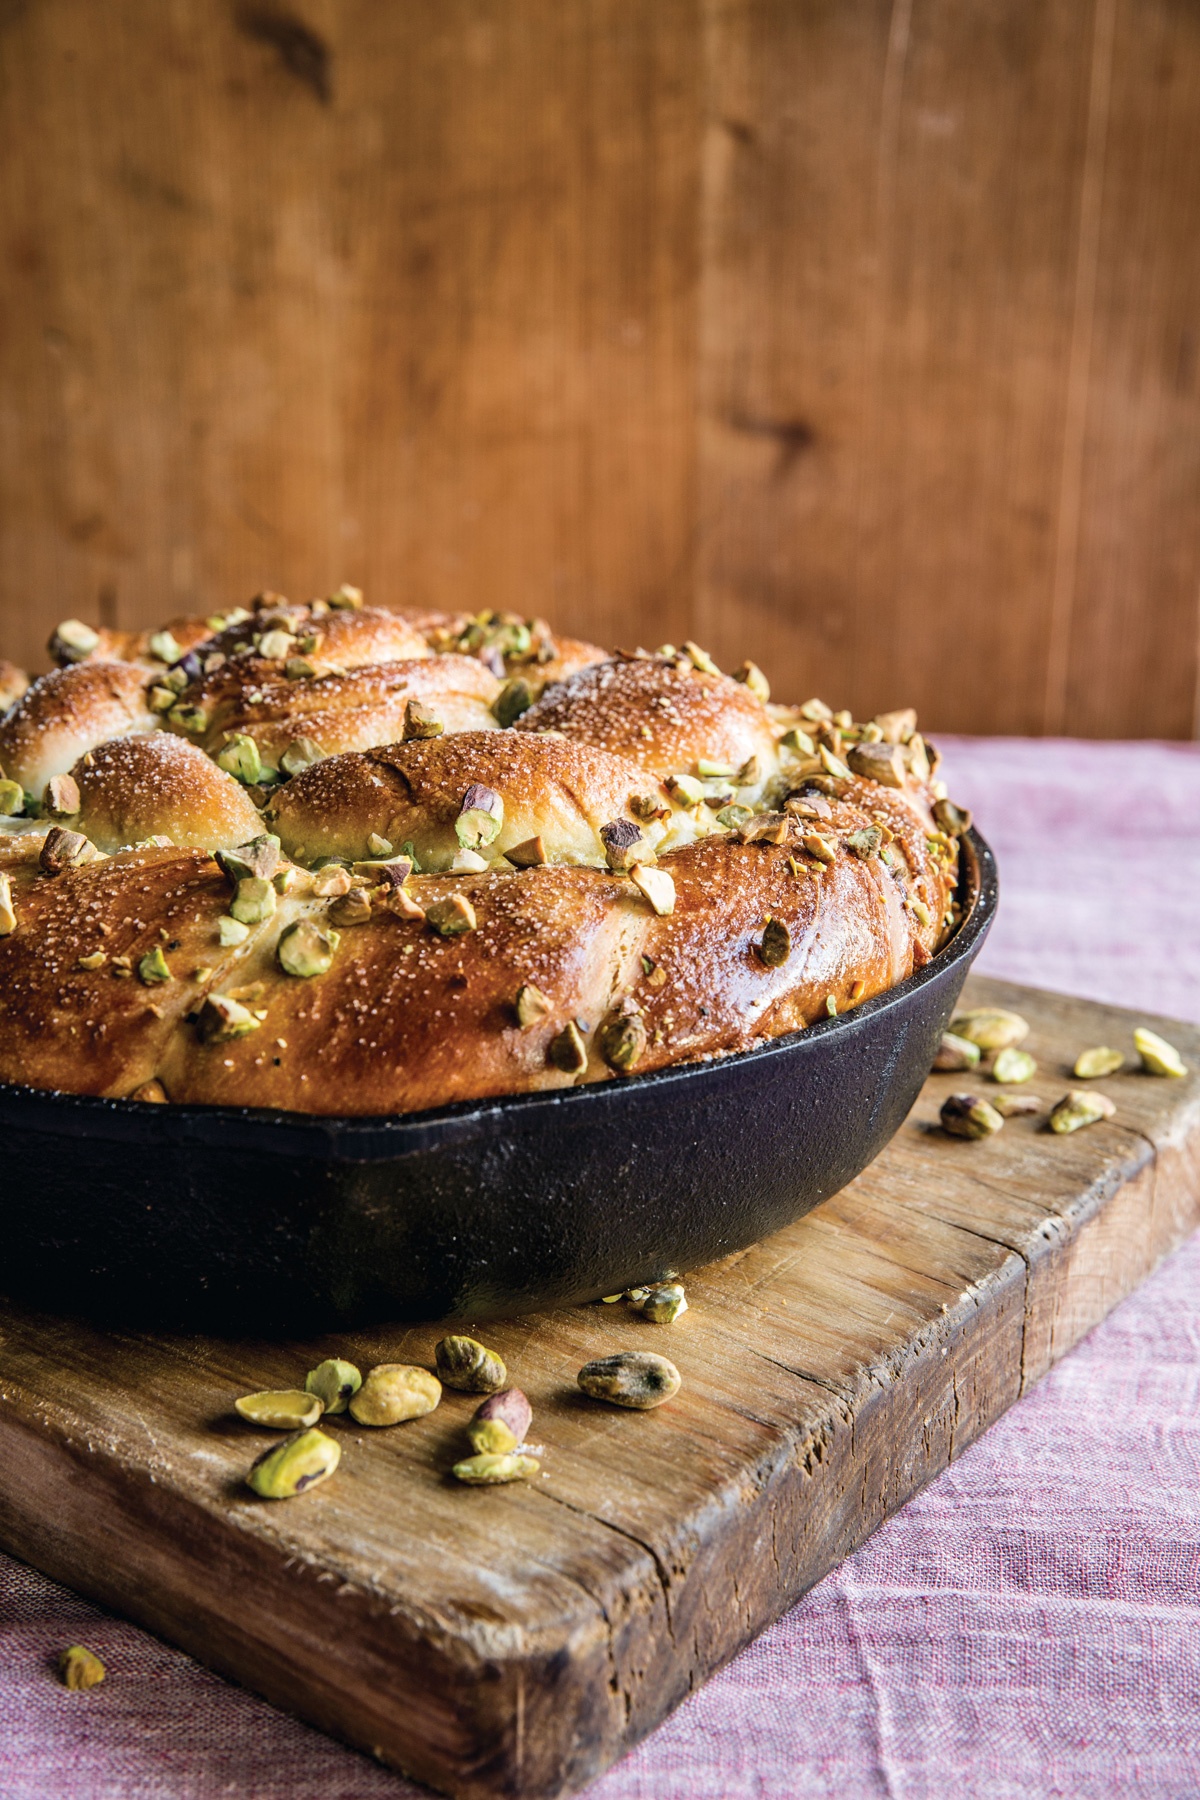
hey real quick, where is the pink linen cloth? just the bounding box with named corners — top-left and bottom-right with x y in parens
top-left (2, 736), bottom-right (1198, 1799)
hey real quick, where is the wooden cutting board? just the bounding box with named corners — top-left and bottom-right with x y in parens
top-left (1, 975), bottom-right (1197, 1799)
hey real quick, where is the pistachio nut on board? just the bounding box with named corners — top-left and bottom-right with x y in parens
top-left (577, 1351), bottom-right (681, 1410)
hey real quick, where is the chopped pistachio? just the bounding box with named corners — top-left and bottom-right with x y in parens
top-left (631, 865), bottom-right (675, 916)
top-left (456, 784), bottom-right (504, 850)
top-left (77, 949), bottom-right (106, 971)
top-left (148, 685), bottom-right (176, 714)
top-left (516, 983), bottom-right (551, 1028)
top-left (757, 918), bottom-right (791, 968)
top-left (992, 1047), bottom-right (1037, 1084)
top-left (1073, 1046), bottom-right (1124, 1080)
top-left (426, 893), bottom-right (477, 936)
top-left (683, 640), bottom-right (720, 675)
top-left (311, 863), bottom-right (352, 898)
top-left (246, 1426), bottom-right (341, 1499)
top-left (1049, 1089), bottom-right (1116, 1133)
top-left (349, 1363), bottom-right (442, 1426)
top-left (0, 873), bottom-right (16, 936)
top-left (235, 1389), bottom-right (323, 1430)
top-left (169, 703), bottom-right (210, 735)
top-left (847, 741), bottom-right (905, 786)
top-left (940, 1093), bottom-right (1004, 1139)
top-left (779, 726), bottom-right (816, 755)
top-left (798, 697), bottom-right (832, 723)
top-left (147, 629), bottom-right (183, 665)
top-left (137, 945), bottom-right (172, 985)
top-left (818, 744), bottom-right (852, 780)
top-left (435, 1335), bottom-right (507, 1393)
top-left (873, 706), bottom-right (917, 743)
top-left (44, 773), bottom-right (80, 817)
top-left (846, 826), bottom-right (882, 860)
top-left (403, 697), bottom-right (443, 740)
top-left (468, 1388), bottom-right (532, 1455)
top-left (352, 856), bottom-right (413, 887)
top-left (992, 1092), bottom-right (1043, 1117)
top-left (577, 1351), bottom-right (681, 1410)
top-left (196, 993), bottom-right (262, 1042)
top-left (666, 774), bottom-right (704, 808)
top-left (629, 792), bottom-right (670, 823)
top-left (910, 896), bottom-right (932, 928)
top-left (507, 835), bottom-right (547, 868)
top-left (933, 1031), bottom-right (981, 1072)
top-left (600, 818), bottom-right (651, 872)
top-left (641, 1282), bottom-right (688, 1324)
top-left (739, 812), bottom-right (790, 845)
top-left (933, 797), bottom-right (972, 837)
top-left (695, 758), bottom-right (735, 779)
top-left (284, 656), bottom-right (316, 680)
top-left (716, 804), bottom-right (754, 831)
top-left (58, 1645), bottom-right (105, 1690)
top-left (1134, 1027), bottom-right (1187, 1078)
top-left (217, 834), bottom-right (281, 885)
top-left (231, 876), bottom-right (276, 926)
top-left (386, 886), bottom-right (427, 923)
top-left (906, 734), bottom-right (932, 782)
top-left (549, 1019), bottom-right (588, 1073)
top-left (328, 583), bottom-right (363, 609)
top-left (328, 886), bottom-right (373, 927)
top-left (802, 832), bottom-right (836, 865)
top-left (494, 677), bottom-right (534, 727)
top-left (452, 1451), bottom-right (540, 1485)
top-left (257, 628), bottom-right (294, 661)
top-left (0, 779), bottom-right (24, 816)
top-left (732, 659), bottom-right (770, 702)
top-left (52, 619), bottom-right (101, 662)
top-left (305, 1358), bottom-right (362, 1415)
top-left (826, 996), bottom-right (838, 1016)
top-left (218, 915), bottom-right (251, 947)
top-left (280, 737), bottom-right (325, 776)
top-left (735, 754), bottom-right (761, 786)
top-left (39, 826), bottom-right (91, 874)
top-left (164, 664), bottom-right (190, 693)
top-left (598, 1009), bottom-right (647, 1071)
top-left (277, 919), bottom-right (339, 977)
top-left (950, 1008), bottom-right (1030, 1051)
top-left (216, 735), bottom-right (264, 785)
top-left (367, 832), bottom-right (393, 857)
top-left (129, 1079), bottom-right (168, 1104)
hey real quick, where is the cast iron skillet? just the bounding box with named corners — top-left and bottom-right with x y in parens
top-left (0, 831), bottom-right (996, 1331)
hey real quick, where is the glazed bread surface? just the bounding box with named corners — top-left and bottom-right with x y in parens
top-left (0, 596), bottom-right (969, 1116)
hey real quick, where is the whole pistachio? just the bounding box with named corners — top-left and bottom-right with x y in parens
top-left (598, 1009), bottom-right (647, 1071)
top-left (641, 1283), bottom-right (688, 1324)
top-left (991, 1047), bottom-right (1037, 1084)
top-left (992, 1093), bottom-right (1043, 1117)
top-left (235, 1389), bottom-right (323, 1430)
top-left (456, 784), bottom-right (504, 850)
top-left (933, 1031), bottom-right (982, 1072)
top-left (1049, 1089), bottom-right (1116, 1134)
top-left (493, 677), bottom-right (534, 727)
top-left (51, 618), bottom-right (101, 662)
top-left (277, 919), bottom-right (339, 977)
top-left (246, 1427), bottom-right (341, 1498)
top-left (757, 918), bottom-right (791, 968)
top-left (435, 1335), bottom-right (507, 1393)
top-left (305, 1358), bottom-right (362, 1415)
top-left (940, 1093), bottom-right (1004, 1140)
top-left (452, 1452), bottom-right (540, 1485)
top-left (468, 1387), bottom-right (533, 1455)
top-left (349, 1363), bottom-right (441, 1425)
top-left (1073, 1046), bottom-right (1124, 1079)
top-left (58, 1645), bottom-right (106, 1690)
top-left (1134, 1027), bottom-right (1188, 1078)
top-left (950, 1008), bottom-right (1029, 1051)
top-left (578, 1351), bottom-right (681, 1410)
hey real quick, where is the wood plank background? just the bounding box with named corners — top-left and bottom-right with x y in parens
top-left (1, 0), bottom-right (1198, 736)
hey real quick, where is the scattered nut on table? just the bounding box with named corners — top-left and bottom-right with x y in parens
top-left (452, 1451), bottom-right (540, 1485)
top-left (577, 1351), bottom-right (681, 1410)
top-left (940, 1093), bottom-right (1004, 1139)
top-left (991, 1048), bottom-right (1036, 1084)
top-left (435, 1335), bottom-right (507, 1393)
top-left (234, 1389), bottom-right (323, 1430)
top-left (949, 1008), bottom-right (1029, 1051)
top-left (1049, 1090), bottom-right (1116, 1134)
top-left (246, 1427), bottom-right (341, 1499)
top-left (349, 1364), bottom-right (441, 1426)
top-left (304, 1358), bottom-right (362, 1416)
top-left (1073, 1046), bottom-right (1124, 1079)
top-left (933, 1031), bottom-right (981, 1072)
top-left (1134, 1028), bottom-right (1187, 1078)
top-left (58, 1645), bottom-right (106, 1691)
top-left (467, 1388), bottom-right (533, 1455)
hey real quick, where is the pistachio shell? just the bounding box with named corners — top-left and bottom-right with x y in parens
top-left (435, 1335), bottom-right (507, 1393)
top-left (246, 1427), bottom-right (341, 1498)
top-left (1073, 1046), bottom-right (1124, 1079)
top-left (349, 1364), bottom-right (441, 1426)
top-left (452, 1452), bottom-right (540, 1485)
top-left (235, 1389), bottom-right (323, 1430)
top-left (304, 1359), bottom-right (362, 1415)
top-left (577, 1350), bottom-right (681, 1409)
top-left (1134, 1027), bottom-right (1187, 1078)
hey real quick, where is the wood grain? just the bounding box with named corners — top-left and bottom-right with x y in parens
top-left (0, 975), bottom-right (1197, 1798)
top-left (1, 1), bottom-right (1199, 734)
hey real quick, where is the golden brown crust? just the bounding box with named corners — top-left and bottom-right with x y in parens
top-left (48, 615), bottom-right (214, 669)
top-left (0, 599), bottom-right (966, 1117)
top-left (71, 735), bottom-right (263, 853)
top-left (266, 732), bottom-right (667, 868)
top-left (516, 656), bottom-right (780, 782)
top-left (0, 662), bottom-right (156, 797)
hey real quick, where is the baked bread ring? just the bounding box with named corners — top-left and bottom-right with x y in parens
top-left (0, 593), bottom-right (967, 1116)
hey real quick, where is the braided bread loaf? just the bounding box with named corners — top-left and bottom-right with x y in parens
top-left (0, 591), bottom-right (969, 1116)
